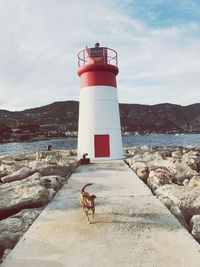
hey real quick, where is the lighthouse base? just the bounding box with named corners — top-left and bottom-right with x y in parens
top-left (77, 85), bottom-right (123, 160)
top-left (77, 129), bottom-right (123, 161)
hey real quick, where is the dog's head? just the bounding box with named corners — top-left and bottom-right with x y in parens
top-left (85, 194), bottom-right (96, 209)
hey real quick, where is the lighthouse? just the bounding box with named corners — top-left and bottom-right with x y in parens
top-left (77, 43), bottom-right (123, 160)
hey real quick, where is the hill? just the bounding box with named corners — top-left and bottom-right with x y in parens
top-left (0, 101), bottom-right (200, 137)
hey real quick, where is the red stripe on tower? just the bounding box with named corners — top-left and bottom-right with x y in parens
top-left (77, 46), bottom-right (119, 88)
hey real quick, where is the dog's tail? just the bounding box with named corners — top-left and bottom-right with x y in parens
top-left (81, 183), bottom-right (93, 193)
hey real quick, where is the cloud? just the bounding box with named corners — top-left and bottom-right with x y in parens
top-left (117, 22), bottom-right (200, 105)
top-left (0, 0), bottom-right (200, 110)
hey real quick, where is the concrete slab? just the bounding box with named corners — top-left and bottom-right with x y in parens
top-left (2, 161), bottom-right (200, 267)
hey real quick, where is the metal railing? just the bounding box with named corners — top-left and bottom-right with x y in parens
top-left (78, 47), bottom-right (118, 68)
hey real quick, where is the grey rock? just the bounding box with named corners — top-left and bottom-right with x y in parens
top-left (190, 215), bottom-right (200, 242)
top-left (43, 155), bottom-right (59, 164)
top-left (183, 179), bottom-right (190, 186)
top-left (27, 172), bottom-right (42, 180)
top-left (168, 162), bottom-right (198, 184)
top-left (123, 146), bottom-right (138, 155)
top-left (147, 167), bottom-right (173, 192)
top-left (140, 146), bottom-right (150, 152)
top-left (181, 151), bottom-right (200, 171)
top-left (36, 150), bottom-right (77, 162)
top-left (188, 175), bottom-right (200, 188)
top-left (15, 208), bottom-right (42, 229)
top-left (158, 196), bottom-right (174, 210)
top-left (155, 184), bottom-right (200, 221)
top-left (170, 205), bottom-right (189, 230)
top-left (136, 166), bottom-right (149, 182)
top-left (0, 217), bottom-right (23, 250)
top-left (130, 161), bottom-right (147, 172)
top-left (143, 152), bottom-right (163, 162)
top-left (0, 209), bottom-right (41, 257)
top-left (125, 154), bottom-right (145, 168)
top-left (0, 162), bottom-right (25, 175)
top-left (28, 160), bottom-right (77, 177)
top-left (0, 179), bottom-right (51, 216)
top-left (0, 170), bottom-right (8, 179)
top-left (171, 150), bottom-right (183, 160)
top-left (40, 175), bottom-right (63, 191)
top-left (1, 167), bottom-right (33, 183)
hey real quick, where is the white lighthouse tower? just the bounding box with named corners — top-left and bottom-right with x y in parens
top-left (77, 43), bottom-right (123, 160)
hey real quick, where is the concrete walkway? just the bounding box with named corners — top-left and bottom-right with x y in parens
top-left (2, 161), bottom-right (200, 267)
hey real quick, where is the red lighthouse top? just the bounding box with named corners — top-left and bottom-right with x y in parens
top-left (77, 43), bottom-right (119, 88)
top-left (78, 43), bottom-right (118, 68)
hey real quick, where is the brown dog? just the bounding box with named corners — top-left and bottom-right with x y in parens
top-left (80, 183), bottom-right (96, 224)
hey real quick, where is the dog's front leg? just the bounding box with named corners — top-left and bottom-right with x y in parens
top-left (85, 211), bottom-right (90, 224)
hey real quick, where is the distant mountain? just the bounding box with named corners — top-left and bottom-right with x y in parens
top-left (0, 101), bottom-right (200, 134)
top-left (119, 103), bottom-right (200, 133)
top-left (0, 101), bottom-right (79, 132)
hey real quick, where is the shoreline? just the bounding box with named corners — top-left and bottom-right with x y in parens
top-left (1, 146), bottom-right (200, 262)
top-left (0, 136), bottom-right (77, 145)
top-left (1, 133), bottom-right (200, 145)
top-left (0, 149), bottom-right (78, 262)
top-left (1, 134), bottom-right (200, 158)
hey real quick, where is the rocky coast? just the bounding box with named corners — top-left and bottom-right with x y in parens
top-left (1, 146), bottom-right (200, 264)
top-left (0, 150), bottom-right (78, 263)
top-left (125, 146), bottom-right (200, 242)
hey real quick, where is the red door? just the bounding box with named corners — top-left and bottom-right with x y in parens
top-left (94, 135), bottom-right (110, 157)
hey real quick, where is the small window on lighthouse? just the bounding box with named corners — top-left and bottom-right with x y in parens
top-left (90, 47), bottom-right (104, 57)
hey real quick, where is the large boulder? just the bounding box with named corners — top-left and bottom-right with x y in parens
top-left (28, 160), bottom-right (77, 177)
top-left (190, 215), bottom-right (200, 242)
top-left (147, 167), bottom-right (173, 192)
top-left (188, 176), bottom-right (200, 188)
top-left (123, 146), bottom-right (138, 155)
top-left (12, 208), bottom-right (42, 231)
top-left (26, 172), bottom-right (42, 180)
top-left (0, 179), bottom-right (52, 218)
top-left (125, 154), bottom-right (145, 168)
top-left (158, 196), bottom-right (174, 210)
top-left (36, 151), bottom-right (60, 163)
top-left (143, 152), bottom-right (163, 162)
top-left (0, 167), bottom-right (33, 183)
top-left (151, 148), bottom-right (173, 159)
top-left (136, 166), bottom-right (149, 182)
top-left (155, 184), bottom-right (200, 221)
top-left (36, 150), bottom-right (77, 162)
top-left (40, 176), bottom-right (63, 191)
top-left (0, 170), bottom-right (8, 179)
top-left (0, 209), bottom-right (41, 257)
top-left (168, 162), bottom-right (198, 184)
top-left (0, 217), bottom-right (23, 251)
top-left (181, 151), bottom-right (200, 171)
top-left (140, 146), bottom-right (150, 152)
top-left (129, 161), bottom-right (147, 172)
top-left (171, 150), bottom-right (183, 160)
top-left (0, 161), bottom-right (26, 176)
top-left (170, 205), bottom-right (189, 230)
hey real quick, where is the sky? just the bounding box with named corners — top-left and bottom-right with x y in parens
top-left (0, 0), bottom-right (200, 111)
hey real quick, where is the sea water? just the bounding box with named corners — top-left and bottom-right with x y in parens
top-left (0, 134), bottom-right (200, 157)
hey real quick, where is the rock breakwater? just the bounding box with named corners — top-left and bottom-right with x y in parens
top-left (125, 145), bottom-right (200, 243)
top-left (0, 150), bottom-right (78, 263)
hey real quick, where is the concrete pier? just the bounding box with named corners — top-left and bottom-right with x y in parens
top-left (2, 161), bottom-right (200, 267)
